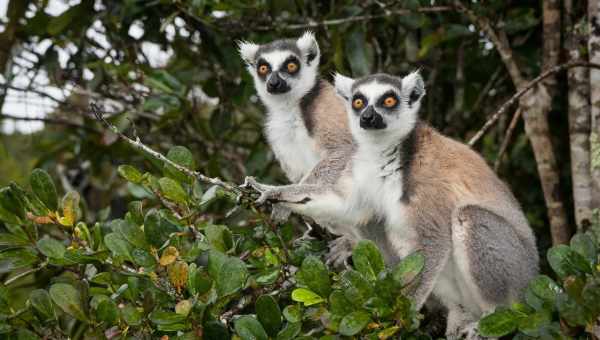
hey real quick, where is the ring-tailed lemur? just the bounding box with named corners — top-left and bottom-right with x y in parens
top-left (238, 32), bottom-right (360, 264)
top-left (246, 71), bottom-right (539, 339)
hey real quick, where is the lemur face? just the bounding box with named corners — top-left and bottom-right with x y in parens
top-left (239, 32), bottom-right (320, 102)
top-left (334, 72), bottom-right (425, 142)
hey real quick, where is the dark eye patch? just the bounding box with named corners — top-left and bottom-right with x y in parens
top-left (377, 91), bottom-right (400, 109)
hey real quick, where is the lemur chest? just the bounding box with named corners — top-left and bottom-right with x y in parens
top-left (265, 112), bottom-right (320, 182)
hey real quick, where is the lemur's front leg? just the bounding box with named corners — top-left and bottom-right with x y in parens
top-left (408, 240), bottom-right (452, 310)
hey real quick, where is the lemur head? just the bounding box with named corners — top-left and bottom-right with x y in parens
top-left (334, 71), bottom-right (425, 144)
top-left (238, 32), bottom-right (320, 106)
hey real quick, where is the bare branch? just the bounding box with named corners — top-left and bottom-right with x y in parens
top-left (454, 1), bottom-right (525, 87)
top-left (90, 103), bottom-right (247, 197)
top-left (468, 61), bottom-right (600, 146)
top-left (494, 108), bottom-right (522, 171)
top-left (259, 6), bottom-right (454, 31)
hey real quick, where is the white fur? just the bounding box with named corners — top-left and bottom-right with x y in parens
top-left (296, 31), bottom-right (319, 59)
top-left (333, 73), bottom-right (354, 99)
top-left (243, 41), bottom-right (321, 182)
top-left (238, 40), bottom-right (259, 64)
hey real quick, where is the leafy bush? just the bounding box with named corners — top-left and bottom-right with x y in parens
top-left (479, 227), bottom-right (600, 339)
top-left (0, 147), bottom-right (429, 339)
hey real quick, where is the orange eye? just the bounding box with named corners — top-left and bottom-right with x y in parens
top-left (352, 98), bottom-right (364, 110)
top-left (287, 62), bottom-right (298, 73)
top-left (258, 64), bottom-right (269, 75)
top-left (383, 96), bottom-right (397, 108)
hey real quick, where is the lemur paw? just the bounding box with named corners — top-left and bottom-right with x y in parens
top-left (242, 176), bottom-right (280, 205)
top-left (449, 322), bottom-right (486, 340)
top-left (325, 236), bottom-right (355, 269)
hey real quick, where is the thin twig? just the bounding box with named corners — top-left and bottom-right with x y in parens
top-left (4, 262), bottom-right (47, 285)
top-left (261, 6), bottom-right (454, 30)
top-left (468, 61), bottom-right (600, 146)
top-left (90, 103), bottom-right (246, 197)
top-left (493, 108), bottom-right (522, 171)
top-left (0, 113), bottom-right (100, 133)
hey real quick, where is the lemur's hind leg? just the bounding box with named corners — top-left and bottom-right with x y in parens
top-left (448, 205), bottom-right (537, 339)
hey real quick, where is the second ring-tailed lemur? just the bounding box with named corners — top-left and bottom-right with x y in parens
top-left (238, 32), bottom-right (361, 264)
top-left (246, 71), bottom-right (539, 339)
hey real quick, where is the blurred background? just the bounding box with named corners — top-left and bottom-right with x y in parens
top-left (0, 0), bottom-right (596, 256)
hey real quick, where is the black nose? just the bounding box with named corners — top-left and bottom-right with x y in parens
top-left (266, 73), bottom-right (288, 93)
top-left (360, 107), bottom-right (386, 130)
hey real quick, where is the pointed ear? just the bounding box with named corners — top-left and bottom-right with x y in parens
top-left (334, 73), bottom-right (355, 100)
top-left (402, 70), bottom-right (425, 105)
top-left (296, 31), bottom-right (320, 65)
top-left (237, 40), bottom-right (260, 64)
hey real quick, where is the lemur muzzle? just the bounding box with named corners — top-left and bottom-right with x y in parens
top-left (266, 72), bottom-right (290, 94)
top-left (360, 106), bottom-right (386, 130)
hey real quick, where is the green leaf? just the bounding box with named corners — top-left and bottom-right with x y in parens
top-left (128, 201), bottom-right (144, 225)
top-left (205, 224), bottom-right (233, 252)
top-left (547, 245), bottom-right (592, 278)
top-left (132, 249), bottom-right (157, 269)
top-left (527, 275), bottom-right (560, 306)
top-left (0, 248), bottom-right (38, 274)
top-left (175, 299), bottom-right (193, 316)
top-left (159, 177), bottom-right (188, 204)
top-left (297, 256), bottom-right (331, 298)
top-left (392, 252), bottom-right (425, 286)
top-left (187, 263), bottom-right (212, 295)
top-left (149, 310), bottom-right (187, 325)
top-left (478, 308), bottom-right (521, 337)
top-left (104, 233), bottom-right (134, 262)
top-left (96, 299), bottom-right (118, 325)
top-left (216, 256), bottom-right (249, 297)
top-left (329, 290), bottom-right (354, 316)
top-left (118, 165), bottom-right (143, 184)
top-left (0, 187), bottom-right (24, 219)
top-left (338, 310), bottom-right (371, 336)
top-left (256, 295), bottom-right (282, 336)
top-left (556, 293), bottom-right (587, 326)
top-left (282, 305), bottom-right (302, 323)
top-left (30, 169), bottom-right (58, 211)
top-left (29, 289), bottom-right (55, 321)
top-left (570, 233), bottom-right (597, 264)
top-left (352, 240), bottom-right (385, 281)
top-left (112, 218), bottom-right (147, 249)
top-left (121, 305), bottom-right (142, 326)
top-left (341, 270), bottom-right (374, 306)
top-left (164, 146), bottom-right (195, 183)
top-left (517, 310), bottom-right (552, 337)
top-left (234, 315), bottom-right (268, 340)
top-left (49, 283), bottom-right (88, 322)
top-left (276, 322), bottom-right (301, 340)
top-left (582, 277), bottom-right (600, 316)
top-left (144, 210), bottom-right (182, 247)
top-left (291, 288), bottom-right (324, 306)
top-left (36, 237), bottom-right (66, 259)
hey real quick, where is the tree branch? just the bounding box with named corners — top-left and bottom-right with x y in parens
top-left (454, 1), bottom-right (525, 87)
top-left (468, 61), bottom-right (600, 146)
top-left (493, 108), bottom-right (522, 171)
top-left (257, 6), bottom-right (454, 31)
top-left (90, 103), bottom-right (249, 198)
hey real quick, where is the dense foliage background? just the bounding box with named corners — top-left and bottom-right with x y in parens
top-left (1, 0), bottom-right (599, 339)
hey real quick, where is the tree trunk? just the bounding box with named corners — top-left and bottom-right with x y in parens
top-left (520, 0), bottom-right (570, 244)
top-left (590, 0), bottom-right (600, 208)
top-left (566, 0), bottom-right (593, 231)
top-left (0, 0), bottom-right (29, 74)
